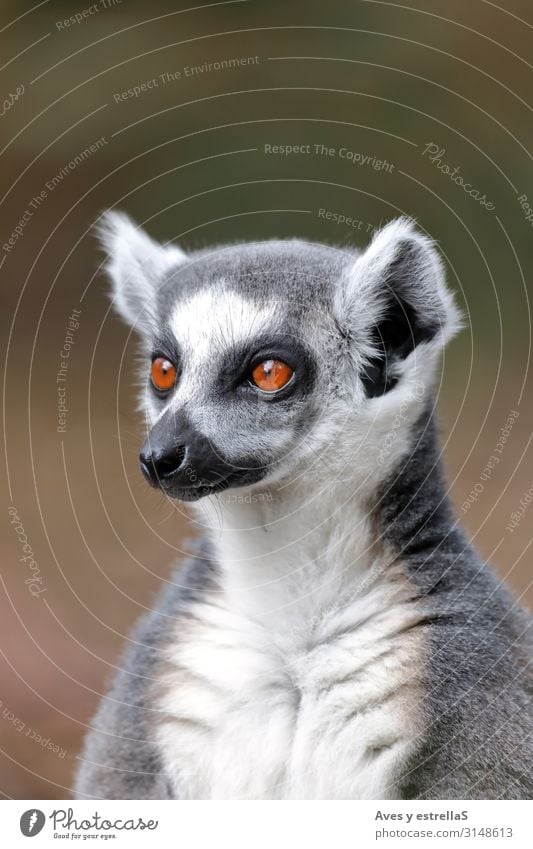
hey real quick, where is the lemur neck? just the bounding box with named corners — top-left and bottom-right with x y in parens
top-left (200, 478), bottom-right (375, 628)
top-left (196, 408), bottom-right (453, 630)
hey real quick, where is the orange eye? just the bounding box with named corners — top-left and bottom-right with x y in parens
top-left (251, 359), bottom-right (294, 392)
top-left (151, 357), bottom-right (177, 392)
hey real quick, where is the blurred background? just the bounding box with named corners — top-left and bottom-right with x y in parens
top-left (1, 0), bottom-right (532, 798)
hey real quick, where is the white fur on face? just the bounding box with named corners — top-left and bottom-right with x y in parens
top-left (143, 287), bottom-right (282, 428)
top-left (169, 288), bottom-right (280, 406)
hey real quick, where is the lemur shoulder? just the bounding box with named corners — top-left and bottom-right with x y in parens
top-left (75, 215), bottom-right (533, 800)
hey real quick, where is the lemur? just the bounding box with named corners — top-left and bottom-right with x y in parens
top-left (75, 214), bottom-right (533, 800)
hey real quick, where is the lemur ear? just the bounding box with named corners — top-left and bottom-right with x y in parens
top-left (339, 218), bottom-right (461, 397)
top-left (97, 211), bottom-right (186, 331)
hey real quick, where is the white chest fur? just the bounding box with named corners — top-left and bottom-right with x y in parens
top-left (154, 558), bottom-right (425, 800)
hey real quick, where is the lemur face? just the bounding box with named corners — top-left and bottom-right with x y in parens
top-left (101, 214), bottom-right (459, 502)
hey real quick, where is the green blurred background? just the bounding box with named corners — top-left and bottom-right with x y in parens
top-left (1, 0), bottom-right (532, 798)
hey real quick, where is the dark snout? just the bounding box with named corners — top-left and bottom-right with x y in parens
top-left (139, 411), bottom-right (262, 501)
top-left (140, 441), bottom-right (186, 487)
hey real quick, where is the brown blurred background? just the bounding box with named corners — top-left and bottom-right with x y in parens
top-left (1, 0), bottom-right (532, 799)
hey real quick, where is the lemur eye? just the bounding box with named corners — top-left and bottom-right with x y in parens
top-left (251, 359), bottom-right (294, 392)
top-left (151, 357), bottom-right (177, 393)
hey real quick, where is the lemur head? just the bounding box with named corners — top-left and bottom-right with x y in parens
top-left (101, 213), bottom-right (460, 502)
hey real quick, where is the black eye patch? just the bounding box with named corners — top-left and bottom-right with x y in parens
top-left (214, 333), bottom-right (316, 399)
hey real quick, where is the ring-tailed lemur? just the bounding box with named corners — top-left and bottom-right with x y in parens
top-left (75, 214), bottom-right (532, 800)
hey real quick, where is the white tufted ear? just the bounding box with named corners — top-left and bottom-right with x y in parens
top-left (97, 211), bottom-right (187, 331)
top-left (337, 218), bottom-right (462, 396)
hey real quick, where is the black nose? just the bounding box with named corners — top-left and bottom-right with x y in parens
top-left (140, 443), bottom-right (186, 487)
